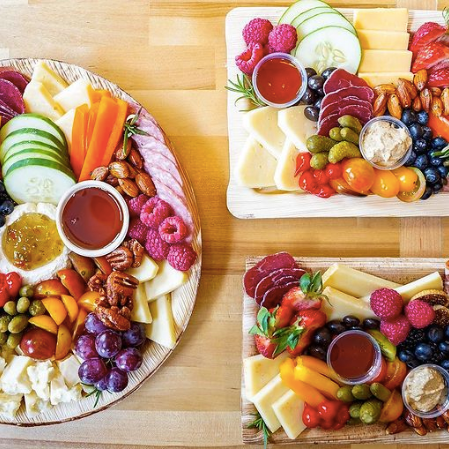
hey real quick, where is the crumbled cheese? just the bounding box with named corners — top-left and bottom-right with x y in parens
top-left (1, 356), bottom-right (33, 395)
top-left (24, 391), bottom-right (52, 417)
top-left (50, 373), bottom-right (82, 406)
top-left (0, 393), bottom-right (23, 418)
top-left (27, 361), bottom-right (55, 400)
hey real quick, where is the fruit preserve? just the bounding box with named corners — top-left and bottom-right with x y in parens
top-left (327, 330), bottom-right (382, 384)
top-left (3, 213), bottom-right (64, 270)
top-left (61, 186), bottom-right (124, 250)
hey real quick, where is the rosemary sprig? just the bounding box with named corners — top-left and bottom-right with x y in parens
top-left (122, 107), bottom-right (149, 157)
top-left (248, 412), bottom-right (271, 449)
top-left (226, 74), bottom-right (266, 110)
top-left (85, 386), bottom-right (102, 408)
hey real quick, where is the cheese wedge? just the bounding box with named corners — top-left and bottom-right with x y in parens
top-left (243, 352), bottom-right (289, 402)
top-left (354, 8), bottom-right (409, 32)
top-left (252, 374), bottom-right (289, 433)
top-left (323, 263), bottom-right (401, 298)
top-left (55, 108), bottom-right (76, 150)
top-left (321, 287), bottom-right (376, 321)
top-left (274, 140), bottom-right (303, 191)
top-left (23, 81), bottom-right (64, 121)
top-left (272, 390), bottom-right (307, 440)
top-left (126, 254), bottom-right (159, 283)
top-left (357, 30), bottom-right (410, 50)
top-left (243, 107), bottom-right (285, 159)
top-left (144, 259), bottom-right (187, 301)
top-left (359, 50), bottom-right (412, 74)
top-left (146, 294), bottom-right (176, 349)
top-left (278, 105), bottom-right (317, 152)
top-left (31, 61), bottom-right (68, 96)
top-left (358, 72), bottom-right (414, 87)
top-left (54, 78), bottom-right (93, 113)
top-left (131, 283), bottom-right (152, 324)
top-left (235, 137), bottom-right (277, 188)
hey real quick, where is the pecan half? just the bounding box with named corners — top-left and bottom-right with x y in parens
top-left (128, 148), bottom-right (144, 169)
top-left (109, 161), bottom-right (131, 179)
top-left (88, 273), bottom-right (108, 292)
top-left (123, 239), bottom-right (144, 267)
top-left (423, 418), bottom-right (438, 432)
top-left (436, 415), bottom-right (446, 429)
top-left (91, 166), bottom-right (109, 181)
top-left (386, 417), bottom-right (407, 435)
top-left (105, 246), bottom-right (133, 271)
top-left (96, 305), bottom-right (131, 331)
top-left (106, 271), bottom-right (138, 303)
top-left (118, 178), bottom-right (139, 197)
top-left (135, 172), bottom-right (156, 197)
top-left (414, 69), bottom-right (428, 91)
top-left (420, 88), bottom-right (432, 113)
top-left (373, 93), bottom-right (388, 116)
top-left (387, 93), bottom-right (402, 119)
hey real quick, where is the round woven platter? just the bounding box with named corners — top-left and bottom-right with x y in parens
top-left (0, 58), bottom-right (202, 426)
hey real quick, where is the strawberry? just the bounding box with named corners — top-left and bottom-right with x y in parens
top-left (281, 272), bottom-right (326, 312)
top-left (412, 42), bottom-right (449, 72)
top-left (410, 21), bottom-right (448, 59)
top-left (273, 305), bottom-right (294, 328)
top-left (428, 66), bottom-right (449, 88)
top-left (254, 334), bottom-right (277, 358)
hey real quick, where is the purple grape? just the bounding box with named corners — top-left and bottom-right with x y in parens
top-left (75, 334), bottom-right (98, 360)
top-left (78, 358), bottom-right (108, 384)
top-left (95, 330), bottom-right (122, 358)
top-left (106, 367), bottom-right (128, 392)
top-left (115, 347), bottom-right (142, 372)
top-left (85, 313), bottom-right (108, 335)
top-left (122, 322), bottom-right (146, 347)
top-left (95, 373), bottom-right (110, 391)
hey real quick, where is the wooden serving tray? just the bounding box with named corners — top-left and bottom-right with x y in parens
top-left (226, 8), bottom-right (449, 219)
top-left (242, 257), bottom-right (449, 445)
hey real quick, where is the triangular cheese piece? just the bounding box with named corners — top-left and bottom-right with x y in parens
top-left (278, 105), bottom-right (317, 152)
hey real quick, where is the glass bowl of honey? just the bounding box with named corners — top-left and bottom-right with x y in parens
top-left (56, 181), bottom-right (129, 257)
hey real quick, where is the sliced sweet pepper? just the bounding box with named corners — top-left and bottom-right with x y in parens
top-left (279, 358), bottom-right (325, 407)
top-left (297, 355), bottom-right (343, 385)
top-left (101, 98), bottom-right (128, 166)
top-left (428, 114), bottom-right (449, 141)
top-left (85, 101), bottom-right (100, 152)
top-left (88, 87), bottom-right (112, 104)
top-left (70, 104), bottom-right (89, 179)
top-left (294, 363), bottom-right (340, 400)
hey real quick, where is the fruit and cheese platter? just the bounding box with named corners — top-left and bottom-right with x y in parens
top-left (0, 58), bottom-right (201, 425)
top-left (242, 255), bottom-right (449, 445)
top-left (226, 3), bottom-right (449, 218)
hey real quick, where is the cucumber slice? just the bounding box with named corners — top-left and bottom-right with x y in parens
top-left (4, 159), bottom-right (76, 205)
top-left (2, 150), bottom-right (69, 177)
top-left (294, 26), bottom-right (362, 74)
top-left (279, 0), bottom-right (330, 25)
top-left (4, 141), bottom-right (69, 164)
top-left (0, 128), bottom-right (66, 162)
top-left (291, 7), bottom-right (333, 28)
top-left (296, 12), bottom-right (355, 43)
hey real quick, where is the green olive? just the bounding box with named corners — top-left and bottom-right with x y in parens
top-left (0, 332), bottom-right (8, 345)
top-left (19, 284), bottom-right (34, 298)
top-left (8, 315), bottom-right (29, 334)
top-left (29, 300), bottom-right (46, 317)
top-left (3, 301), bottom-right (17, 316)
top-left (16, 297), bottom-right (30, 314)
top-left (6, 332), bottom-right (22, 349)
top-left (0, 315), bottom-right (11, 333)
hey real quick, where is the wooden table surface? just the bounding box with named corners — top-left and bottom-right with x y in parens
top-left (0, 0), bottom-right (448, 448)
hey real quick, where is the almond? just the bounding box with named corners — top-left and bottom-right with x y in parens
top-left (400, 78), bottom-right (418, 100)
top-left (412, 96), bottom-right (422, 112)
top-left (387, 93), bottom-right (402, 119)
top-left (420, 88), bottom-right (432, 113)
top-left (441, 88), bottom-right (449, 115)
top-left (373, 84), bottom-right (397, 95)
top-left (135, 173), bottom-right (156, 197)
top-left (413, 69), bottom-right (428, 91)
top-left (118, 178), bottom-right (139, 197)
top-left (109, 161), bottom-right (131, 179)
top-left (431, 96), bottom-right (443, 117)
top-left (91, 166), bottom-right (109, 182)
top-left (115, 140), bottom-right (131, 161)
top-left (397, 80), bottom-right (412, 108)
top-left (127, 148), bottom-right (144, 170)
top-left (373, 93), bottom-right (388, 116)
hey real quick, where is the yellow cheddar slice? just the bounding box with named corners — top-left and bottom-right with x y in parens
top-left (358, 72), bottom-right (414, 87)
top-left (357, 30), bottom-right (410, 50)
top-left (272, 390), bottom-right (307, 440)
top-left (359, 50), bottom-right (413, 74)
top-left (278, 105), bottom-right (317, 152)
top-left (274, 140), bottom-right (303, 192)
top-left (235, 137), bottom-right (277, 188)
top-left (31, 61), bottom-right (68, 96)
top-left (23, 81), bottom-right (64, 121)
top-left (354, 8), bottom-right (409, 32)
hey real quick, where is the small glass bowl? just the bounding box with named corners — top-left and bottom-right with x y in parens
top-left (402, 364), bottom-right (449, 419)
top-left (327, 330), bottom-right (382, 385)
top-left (252, 53), bottom-right (308, 109)
top-left (359, 116), bottom-right (413, 170)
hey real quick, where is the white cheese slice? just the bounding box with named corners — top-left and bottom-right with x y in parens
top-left (146, 294), bottom-right (176, 349)
top-left (274, 140), bottom-right (303, 191)
top-left (53, 78), bottom-right (93, 113)
top-left (131, 282), bottom-right (153, 324)
top-left (272, 390), bottom-right (307, 440)
top-left (55, 108), bottom-right (76, 150)
top-left (243, 106), bottom-right (285, 159)
top-left (27, 360), bottom-right (55, 401)
top-left (126, 254), bottom-right (159, 283)
top-left (252, 374), bottom-right (289, 433)
top-left (31, 61), bottom-right (68, 96)
top-left (23, 81), bottom-right (64, 121)
top-left (24, 391), bottom-right (52, 417)
top-left (57, 355), bottom-right (81, 389)
top-left (1, 355), bottom-right (33, 395)
top-left (0, 393), bottom-right (23, 418)
top-left (144, 260), bottom-right (187, 301)
top-left (243, 352), bottom-right (289, 402)
top-left (278, 105), bottom-right (317, 152)
top-left (235, 137), bottom-right (277, 188)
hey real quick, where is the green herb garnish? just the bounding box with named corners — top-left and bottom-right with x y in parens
top-left (226, 74), bottom-right (266, 110)
top-left (248, 412), bottom-right (271, 449)
top-left (122, 107), bottom-right (149, 157)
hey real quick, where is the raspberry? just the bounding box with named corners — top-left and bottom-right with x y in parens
top-left (140, 196), bottom-right (172, 229)
top-left (145, 228), bottom-right (169, 261)
top-left (127, 218), bottom-right (148, 244)
top-left (127, 194), bottom-right (149, 218)
top-left (405, 300), bottom-right (436, 329)
top-left (159, 216), bottom-right (188, 244)
top-left (167, 243), bottom-right (197, 271)
top-left (267, 24), bottom-right (297, 53)
top-left (370, 288), bottom-right (403, 320)
top-left (242, 18), bottom-right (273, 46)
top-left (235, 43), bottom-right (265, 76)
top-left (380, 315), bottom-right (411, 346)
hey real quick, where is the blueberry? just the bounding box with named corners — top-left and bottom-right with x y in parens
top-left (445, 326), bottom-right (449, 339)
top-left (404, 150), bottom-right (417, 166)
top-left (437, 165), bottom-right (449, 178)
top-left (424, 167), bottom-right (441, 184)
top-left (0, 200), bottom-right (14, 216)
top-left (433, 181), bottom-right (443, 193)
top-left (414, 138), bottom-right (428, 154)
top-left (431, 137), bottom-right (448, 150)
top-left (416, 111), bottom-right (429, 126)
top-left (304, 106), bottom-right (319, 122)
top-left (415, 342), bottom-right (433, 361)
top-left (409, 123), bottom-right (423, 140)
top-left (305, 67), bottom-right (317, 78)
top-left (401, 109), bottom-right (416, 126)
top-left (430, 156), bottom-right (444, 166)
top-left (326, 320), bottom-right (346, 335)
top-left (0, 215), bottom-right (5, 228)
top-left (362, 318), bottom-right (380, 330)
top-left (439, 341), bottom-right (449, 354)
top-left (308, 75), bottom-right (325, 91)
top-left (314, 97), bottom-right (323, 109)
top-left (312, 327), bottom-right (332, 347)
top-left (422, 125), bottom-right (433, 141)
top-left (398, 349), bottom-right (416, 363)
top-left (441, 360), bottom-right (449, 370)
top-left (421, 186), bottom-right (433, 200)
top-left (342, 315), bottom-right (360, 328)
top-left (308, 345), bottom-right (326, 361)
top-left (321, 67), bottom-right (337, 80)
top-left (300, 87), bottom-right (316, 105)
top-left (427, 325), bottom-right (445, 343)
top-left (414, 154), bottom-right (429, 170)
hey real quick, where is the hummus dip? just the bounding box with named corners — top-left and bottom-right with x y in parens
top-left (362, 120), bottom-right (412, 167)
top-left (404, 366), bottom-right (447, 413)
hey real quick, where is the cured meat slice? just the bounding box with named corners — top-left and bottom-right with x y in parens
top-left (261, 281), bottom-right (298, 309)
top-left (243, 252), bottom-right (296, 298)
top-left (144, 164), bottom-right (184, 199)
top-left (0, 70), bottom-right (28, 93)
top-left (319, 96), bottom-right (373, 124)
top-left (318, 105), bottom-right (372, 136)
top-left (0, 79), bottom-right (25, 114)
top-left (273, 275), bottom-right (298, 286)
top-left (131, 106), bottom-right (165, 143)
top-left (320, 87), bottom-right (374, 112)
top-left (323, 68), bottom-right (369, 94)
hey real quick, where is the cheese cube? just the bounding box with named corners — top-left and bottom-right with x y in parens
top-left (31, 61), bottom-right (68, 96)
top-left (357, 30), bottom-right (410, 50)
top-left (243, 106), bottom-right (285, 159)
top-left (126, 254), bottom-right (159, 283)
top-left (235, 137), bottom-right (277, 189)
top-left (23, 81), bottom-right (64, 121)
top-left (24, 391), bottom-right (52, 417)
top-left (359, 50), bottom-right (412, 73)
top-left (252, 374), bottom-right (289, 433)
top-left (57, 355), bottom-right (81, 389)
top-left (358, 72), bottom-right (413, 87)
top-left (272, 390), bottom-right (307, 440)
top-left (274, 140), bottom-right (303, 192)
top-left (50, 374), bottom-right (82, 406)
top-left (53, 78), bottom-right (93, 113)
top-left (146, 294), bottom-right (176, 349)
top-left (27, 361), bottom-right (55, 400)
top-left (278, 105), bottom-right (317, 152)
top-left (0, 393), bottom-right (23, 418)
top-left (131, 283), bottom-right (153, 324)
top-left (243, 352), bottom-right (289, 402)
top-left (55, 108), bottom-right (76, 150)
top-left (144, 260), bottom-right (187, 300)
top-left (354, 8), bottom-right (409, 32)
top-left (1, 355), bottom-right (33, 395)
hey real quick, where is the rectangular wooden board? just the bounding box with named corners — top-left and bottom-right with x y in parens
top-left (242, 256), bottom-right (449, 445)
top-left (226, 8), bottom-right (449, 219)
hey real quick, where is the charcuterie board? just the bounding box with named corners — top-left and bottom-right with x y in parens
top-left (0, 58), bottom-right (202, 426)
top-left (242, 256), bottom-right (449, 445)
top-left (226, 8), bottom-right (449, 219)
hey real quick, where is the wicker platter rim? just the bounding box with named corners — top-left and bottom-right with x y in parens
top-left (0, 57), bottom-right (202, 427)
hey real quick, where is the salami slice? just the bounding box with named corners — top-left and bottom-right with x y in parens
top-left (0, 70), bottom-right (29, 93)
top-left (0, 79), bottom-right (25, 114)
top-left (144, 163), bottom-right (184, 199)
top-left (260, 281), bottom-right (298, 309)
